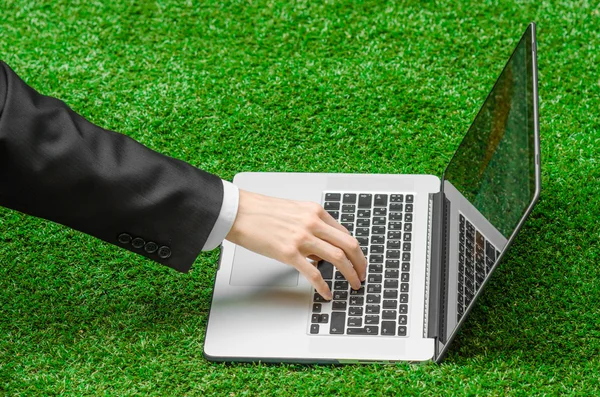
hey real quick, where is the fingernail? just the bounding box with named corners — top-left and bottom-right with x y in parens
top-left (361, 273), bottom-right (367, 281)
top-left (325, 292), bottom-right (333, 300)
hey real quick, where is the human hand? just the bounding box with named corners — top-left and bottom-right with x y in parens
top-left (225, 189), bottom-right (367, 300)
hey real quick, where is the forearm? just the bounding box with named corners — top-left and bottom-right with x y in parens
top-left (0, 61), bottom-right (224, 272)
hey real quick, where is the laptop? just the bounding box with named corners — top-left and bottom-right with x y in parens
top-left (204, 23), bottom-right (540, 363)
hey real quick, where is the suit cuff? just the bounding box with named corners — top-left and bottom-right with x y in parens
top-left (202, 179), bottom-right (239, 251)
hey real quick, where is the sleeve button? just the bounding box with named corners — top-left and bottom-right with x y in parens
top-left (131, 237), bottom-right (145, 249)
top-left (158, 246), bottom-right (172, 259)
top-left (144, 241), bottom-right (158, 254)
top-left (118, 233), bottom-right (132, 244)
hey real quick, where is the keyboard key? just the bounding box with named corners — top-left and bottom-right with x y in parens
top-left (365, 315), bottom-right (379, 325)
top-left (372, 217), bottom-right (386, 226)
top-left (312, 303), bottom-right (322, 313)
top-left (368, 274), bottom-right (383, 283)
top-left (357, 237), bottom-right (369, 246)
top-left (327, 211), bottom-right (339, 220)
top-left (401, 262), bottom-right (410, 272)
top-left (383, 300), bottom-right (397, 309)
top-left (320, 314), bottom-right (329, 323)
top-left (374, 194), bottom-right (388, 207)
top-left (403, 233), bottom-right (412, 241)
top-left (370, 255), bottom-right (383, 264)
top-left (343, 193), bottom-right (357, 203)
top-left (387, 240), bottom-right (401, 249)
top-left (382, 321), bottom-right (396, 336)
top-left (403, 243), bottom-right (411, 251)
top-left (334, 281), bottom-right (349, 290)
top-left (387, 231), bottom-right (401, 240)
top-left (404, 213), bottom-right (413, 222)
top-left (357, 218), bottom-right (370, 227)
top-left (390, 194), bottom-right (404, 202)
top-left (335, 271), bottom-right (346, 280)
top-left (406, 195), bottom-right (414, 203)
top-left (384, 279), bottom-right (399, 289)
top-left (373, 208), bottom-right (387, 216)
top-left (371, 235), bottom-right (385, 244)
top-left (311, 314), bottom-right (320, 323)
top-left (399, 304), bottom-right (408, 314)
top-left (348, 317), bottom-right (362, 327)
top-left (349, 307), bottom-right (363, 316)
top-left (361, 246), bottom-right (368, 256)
top-left (402, 253), bottom-right (411, 261)
top-left (389, 213), bottom-right (403, 221)
top-left (326, 193), bottom-right (341, 201)
top-left (400, 293), bottom-right (409, 303)
top-left (358, 194), bottom-right (372, 208)
top-left (384, 289), bottom-right (398, 299)
top-left (350, 287), bottom-right (365, 295)
top-left (341, 213), bottom-right (355, 223)
top-left (387, 250), bottom-right (400, 259)
top-left (349, 296), bottom-right (364, 306)
top-left (476, 231), bottom-right (484, 248)
top-left (317, 261), bottom-right (334, 279)
top-left (370, 245), bottom-right (384, 254)
top-left (404, 223), bottom-right (412, 232)
top-left (372, 226), bottom-right (386, 235)
top-left (369, 264), bottom-right (383, 273)
top-left (486, 241), bottom-right (496, 260)
top-left (366, 305), bottom-right (380, 314)
top-left (357, 209), bottom-right (371, 218)
top-left (389, 222), bottom-right (402, 231)
top-left (405, 204), bottom-right (413, 212)
top-left (401, 273), bottom-right (410, 282)
top-left (398, 315), bottom-right (407, 325)
top-left (400, 283), bottom-right (409, 292)
top-left (366, 294), bottom-right (381, 304)
top-left (385, 260), bottom-right (399, 269)
top-left (330, 312), bottom-right (345, 334)
top-left (347, 326), bottom-right (378, 335)
top-left (390, 203), bottom-right (403, 211)
top-left (332, 301), bottom-right (347, 311)
top-left (367, 284), bottom-right (382, 294)
top-left (398, 326), bottom-right (407, 336)
top-left (356, 228), bottom-right (370, 237)
top-left (324, 201), bottom-right (340, 210)
top-left (385, 269), bottom-right (399, 279)
top-left (342, 204), bottom-right (356, 213)
top-left (333, 290), bottom-right (348, 300)
top-left (311, 324), bottom-right (320, 334)
top-left (314, 293), bottom-right (327, 302)
top-left (382, 310), bottom-right (397, 319)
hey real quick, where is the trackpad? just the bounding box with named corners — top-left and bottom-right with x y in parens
top-left (229, 246), bottom-right (300, 287)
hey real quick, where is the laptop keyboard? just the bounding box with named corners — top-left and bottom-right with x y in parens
top-left (308, 192), bottom-right (415, 337)
top-left (457, 212), bottom-right (500, 321)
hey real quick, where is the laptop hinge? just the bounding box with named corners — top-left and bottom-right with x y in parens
top-left (426, 192), bottom-right (444, 341)
top-left (426, 190), bottom-right (451, 361)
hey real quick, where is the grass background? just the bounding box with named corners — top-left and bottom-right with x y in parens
top-left (1, 0), bottom-right (600, 395)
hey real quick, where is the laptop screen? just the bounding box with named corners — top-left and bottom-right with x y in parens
top-left (442, 25), bottom-right (538, 239)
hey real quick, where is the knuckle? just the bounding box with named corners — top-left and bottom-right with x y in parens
top-left (332, 249), bottom-right (346, 263)
top-left (280, 246), bottom-right (297, 261)
top-left (308, 269), bottom-right (322, 283)
top-left (348, 238), bottom-right (360, 252)
top-left (304, 217), bottom-right (320, 230)
top-left (307, 202), bottom-right (324, 215)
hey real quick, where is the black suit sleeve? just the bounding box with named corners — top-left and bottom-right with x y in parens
top-left (0, 61), bottom-right (224, 272)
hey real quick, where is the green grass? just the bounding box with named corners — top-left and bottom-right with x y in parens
top-left (1, 0), bottom-right (600, 395)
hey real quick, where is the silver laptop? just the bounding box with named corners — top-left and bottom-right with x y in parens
top-left (204, 23), bottom-right (540, 363)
